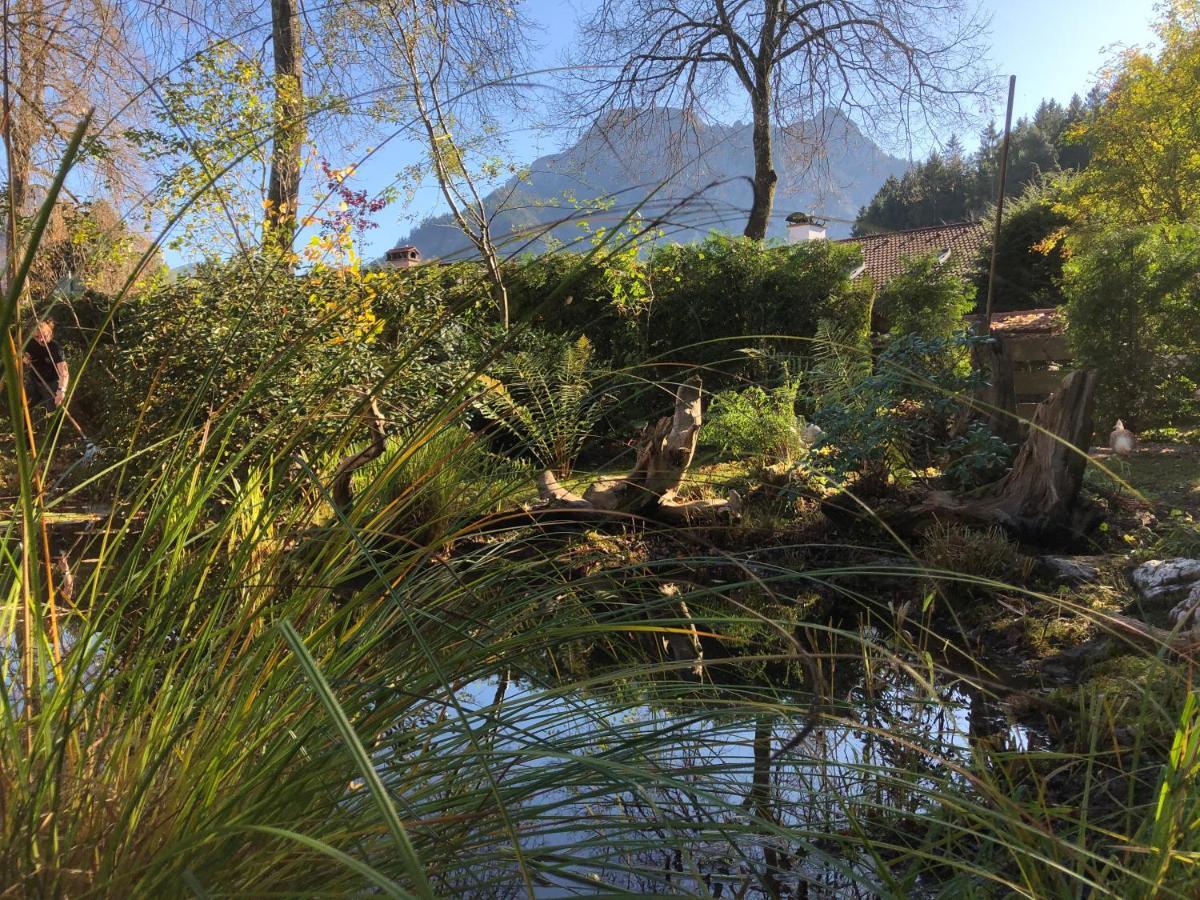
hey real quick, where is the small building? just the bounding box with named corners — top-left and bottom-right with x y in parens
top-left (384, 244), bottom-right (422, 268)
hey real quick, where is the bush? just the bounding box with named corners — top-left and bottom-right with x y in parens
top-left (813, 332), bottom-right (984, 486)
top-left (701, 380), bottom-right (804, 464)
top-left (353, 424), bottom-right (524, 545)
top-left (83, 257), bottom-right (482, 462)
top-left (874, 253), bottom-right (976, 339)
top-left (941, 423), bottom-right (1014, 491)
top-left (920, 523), bottom-right (1032, 599)
top-left (972, 182), bottom-right (1070, 312)
top-left (1063, 224), bottom-right (1200, 429)
top-left (645, 234), bottom-right (872, 376)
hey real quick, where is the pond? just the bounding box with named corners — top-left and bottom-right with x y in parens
top-left (394, 663), bottom-right (1041, 898)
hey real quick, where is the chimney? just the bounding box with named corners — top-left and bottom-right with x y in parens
top-left (786, 212), bottom-right (827, 244)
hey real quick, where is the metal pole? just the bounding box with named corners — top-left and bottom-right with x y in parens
top-left (984, 74), bottom-right (1016, 337)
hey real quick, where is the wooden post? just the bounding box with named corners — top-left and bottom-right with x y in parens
top-left (984, 75), bottom-right (1017, 336)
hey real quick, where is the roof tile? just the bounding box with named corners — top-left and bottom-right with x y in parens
top-left (837, 222), bottom-right (987, 285)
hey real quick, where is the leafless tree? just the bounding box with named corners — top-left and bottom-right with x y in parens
top-left (1, 0), bottom-right (150, 287)
top-left (320, 0), bottom-right (532, 328)
top-left (569, 0), bottom-right (993, 240)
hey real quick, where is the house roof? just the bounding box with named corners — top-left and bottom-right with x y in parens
top-left (837, 221), bottom-right (987, 285)
top-left (966, 307), bottom-right (1065, 336)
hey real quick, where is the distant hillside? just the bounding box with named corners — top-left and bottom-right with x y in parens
top-left (391, 108), bottom-right (908, 260)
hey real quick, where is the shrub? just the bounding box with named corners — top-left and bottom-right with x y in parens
top-left (644, 234), bottom-right (873, 377)
top-left (352, 424), bottom-right (525, 545)
top-left (1063, 224), bottom-right (1200, 429)
top-left (83, 257), bottom-right (484, 465)
top-left (874, 253), bottom-right (976, 339)
top-left (701, 380), bottom-right (804, 464)
top-left (941, 423), bottom-right (1014, 491)
top-left (813, 332), bottom-right (984, 486)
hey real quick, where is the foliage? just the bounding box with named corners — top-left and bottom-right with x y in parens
top-left (972, 181), bottom-right (1071, 311)
top-left (351, 424), bottom-right (526, 546)
top-left (874, 253), bottom-right (976, 339)
top-left (11, 135), bottom-right (1200, 900)
top-left (941, 422), bottom-right (1014, 491)
top-left (1060, 3), bottom-right (1200, 227)
top-left (701, 380), bottom-right (804, 464)
top-left (920, 523), bottom-right (1031, 598)
top-left (82, 258), bottom-right (489, 461)
top-left (854, 95), bottom-right (1094, 235)
top-left (813, 332), bottom-right (982, 484)
top-left (21, 199), bottom-right (160, 306)
top-left (474, 334), bottom-right (607, 476)
top-left (644, 234), bottom-right (872, 376)
top-left (1063, 223), bottom-right (1200, 429)
top-left (127, 42), bottom-right (280, 255)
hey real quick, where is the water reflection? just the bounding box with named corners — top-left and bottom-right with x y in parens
top-left (415, 667), bottom-right (1040, 897)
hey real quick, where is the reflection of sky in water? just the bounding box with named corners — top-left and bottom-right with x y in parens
top-left (395, 674), bottom-right (1038, 898)
top-left (3, 629), bottom-right (106, 715)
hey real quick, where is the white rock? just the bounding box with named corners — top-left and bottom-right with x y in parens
top-left (1170, 583), bottom-right (1200, 629)
top-left (1130, 558), bottom-right (1200, 602)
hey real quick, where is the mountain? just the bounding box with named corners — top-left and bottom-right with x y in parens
top-left (390, 108), bottom-right (908, 260)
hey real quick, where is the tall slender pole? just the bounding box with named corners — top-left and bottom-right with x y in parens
top-left (984, 74), bottom-right (1016, 337)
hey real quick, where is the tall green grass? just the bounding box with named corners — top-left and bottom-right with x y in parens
top-left (3, 113), bottom-right (1200, 900)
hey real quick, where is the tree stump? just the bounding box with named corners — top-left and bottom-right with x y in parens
top-left (982, 369), bottom-right (1097, 535)
top-left (906, 369), bottom-right (1101, 545)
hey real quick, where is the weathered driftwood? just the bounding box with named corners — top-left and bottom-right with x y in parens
top-left (1101, 613), bottom-right (1200, 658)
top-left (330, 398), bottom-right (386, 510)
top-left (904, 370), bottom-right (1101, 544)
top-left (537, 377), bottom-right (741, 527)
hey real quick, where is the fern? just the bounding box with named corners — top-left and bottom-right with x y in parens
top-left (805, 318), bottom-right (871, 410)
top-left (474, 335), bottom-right (607, 475)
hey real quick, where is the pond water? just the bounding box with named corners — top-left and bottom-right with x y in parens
top-left (406, 666), bottom-right (1041, 898)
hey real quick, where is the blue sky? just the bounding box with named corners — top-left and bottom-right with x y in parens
top-left (149, 0), bottom-right (1159, 266)
top-left (345, 0), bottom-right (1159, 262)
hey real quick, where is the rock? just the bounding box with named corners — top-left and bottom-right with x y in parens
top-left (1130, 558), bottom-right (1200, 603)
top-left (1170, 582), bottom-right (1200, 629)
top-left (1039, 555), bottom-right (1101, 586)
top-left (800, 422), bottom-right (824, 446)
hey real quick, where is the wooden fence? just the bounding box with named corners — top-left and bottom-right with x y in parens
top-left (1006, 332), bottom-right (1074, 419)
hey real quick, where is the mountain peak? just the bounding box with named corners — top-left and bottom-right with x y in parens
top-left (394, 109), bottom-right (906, 260)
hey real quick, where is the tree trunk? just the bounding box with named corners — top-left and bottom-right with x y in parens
top-left (968, 336), bottom-right (1020, 445)
top-left (265, 0), bottom-right (303, 258)
top-left (4, 0), bottom-right (49, 292)
top-left (743, 85), bottom-right (777, 241)
top-left (903, 370), bottom-right (1100, 545)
